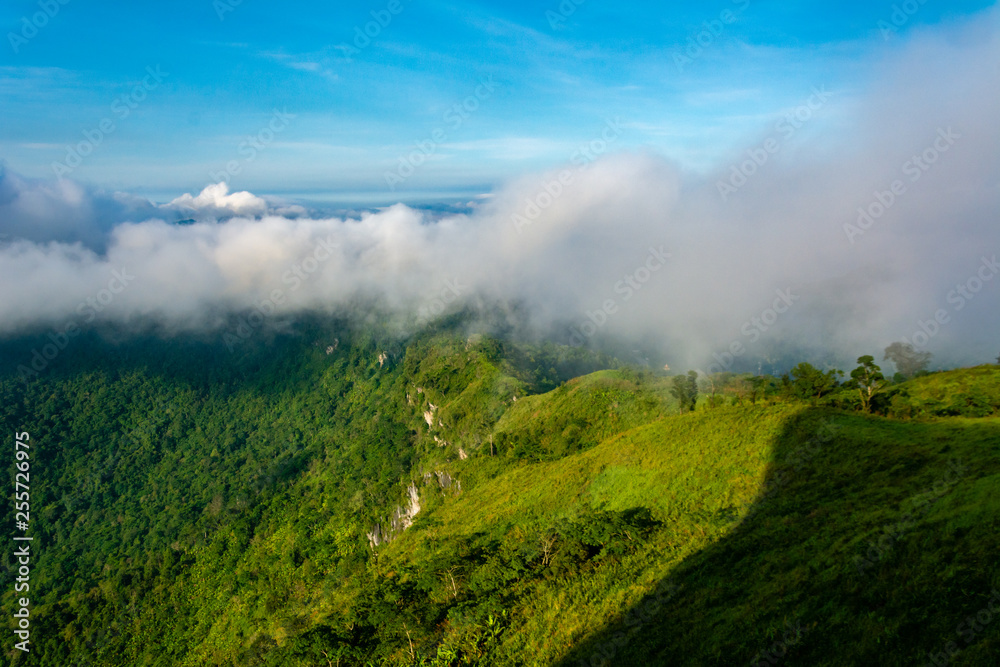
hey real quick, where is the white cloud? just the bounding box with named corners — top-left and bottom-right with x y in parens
top-left (166, 182), bottom-right (268, 218)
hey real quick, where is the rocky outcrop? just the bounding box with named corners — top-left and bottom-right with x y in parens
top-left (366, 484), bottom-right (420, 548)
top-left (366, 472), bottom-right (460, 548)
top-left (423, 403), bottom-right (438, 427)
top-left (429, 470), bottom-right (454, 489)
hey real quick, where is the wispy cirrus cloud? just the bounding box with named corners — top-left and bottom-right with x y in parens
top-left (257, 50), bottom-right (341, 83)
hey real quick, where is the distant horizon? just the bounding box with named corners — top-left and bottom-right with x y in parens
top-left (131, 187), bottom-right (495, 211)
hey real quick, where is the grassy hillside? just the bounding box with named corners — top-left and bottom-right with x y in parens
top-left (360, 366), bottom-right (1000, 664)
top-left (883, 365), bottom-right (1000, 418)
top-left (380, 370), bottom-right (1000, 665)
top-left (1, 327), bottom-right (999, 665)
top-left (559, 409), bottom-right (1000, 666)
top-left (489, 368), bottom-right (676, 461)
top-left (380, 403), bottom-right (796, 663)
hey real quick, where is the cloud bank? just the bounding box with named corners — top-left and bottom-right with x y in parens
top-left (2, 14), bottom-right (999, 371)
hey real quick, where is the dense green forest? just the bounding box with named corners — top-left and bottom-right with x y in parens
top-left (1, 318), bottom-right (999, 665)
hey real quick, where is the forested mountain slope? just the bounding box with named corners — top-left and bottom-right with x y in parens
top-left (1, 323), bottom-right (998, 665)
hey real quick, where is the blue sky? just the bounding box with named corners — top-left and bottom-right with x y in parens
top-left (1, 0), bottom-right (996, 203)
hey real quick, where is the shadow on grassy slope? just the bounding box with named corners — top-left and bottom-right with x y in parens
top-left (556, 408), bottom-right (1000, 666)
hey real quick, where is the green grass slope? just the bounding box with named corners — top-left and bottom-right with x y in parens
top-left (884, 364), bottom-right (1000, 418)
top-left (488, 368), bottom-right (676, 461)
top-left (376, 369), bottom-right (1000, 665)
top-left (558, 409), bottom-right (1000, 666)
top-left (379, 404), bottom-right (795, 663)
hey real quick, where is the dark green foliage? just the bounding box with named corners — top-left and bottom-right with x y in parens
top-left (0, 325), bottom-right (443, 665)
top-left (0, 322), bottom-right (628, 665)
top-left (785, 362), bottom-right (843, 401)
top-left (671, 371), bottom-right (698, 414)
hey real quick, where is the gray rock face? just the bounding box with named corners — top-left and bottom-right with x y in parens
top-left (366, 483), bottom-right (420, 548)
top-left (366, 472), bottom-right (459, 548)
top-left (432, 470), bottom-right (453, 489)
